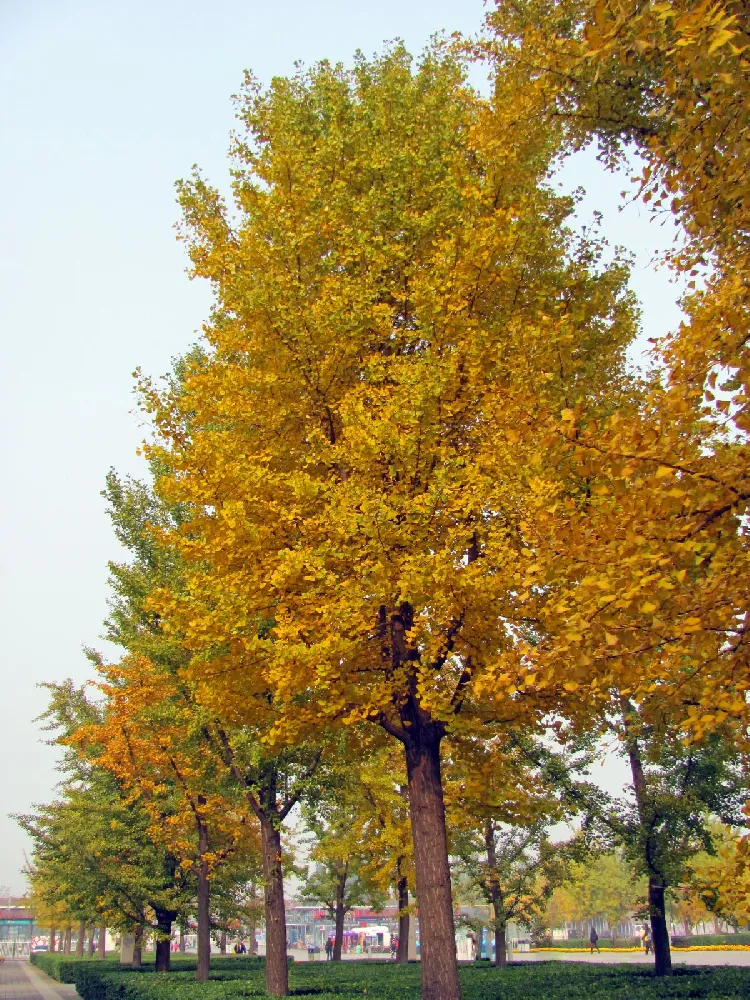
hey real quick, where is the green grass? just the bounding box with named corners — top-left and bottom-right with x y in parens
top-left (31, 953), bottom-right (750, 999)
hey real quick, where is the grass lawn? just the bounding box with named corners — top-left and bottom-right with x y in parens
top-left (32, 954), bottom-right (750, 999)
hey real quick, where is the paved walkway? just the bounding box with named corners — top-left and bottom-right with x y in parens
top-left (0, 961), bottom-right (79, 1000)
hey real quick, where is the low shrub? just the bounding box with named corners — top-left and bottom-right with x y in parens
top-left (45, 956), bottom-right (750, 1000)
top-left (670, 934), bottom-right (750, 949)
top-left (31, 952), bottom-right (123, 982)
top-left (533, 938), bottom-right (640, 950)
top-left (31, 952), bottom-right (271, 983)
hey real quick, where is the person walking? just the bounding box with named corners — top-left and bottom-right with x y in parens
top-left (589, 927), bottom-right (600, 954)
top-left (641, 924), bottom-right (652, 955)
top-left (325, 938), bottom-right (333, 961)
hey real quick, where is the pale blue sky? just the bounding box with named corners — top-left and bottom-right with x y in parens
top-left (0, 0), bottom-right (681, 893)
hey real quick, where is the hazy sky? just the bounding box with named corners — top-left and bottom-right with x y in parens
top-left (0, 0), bottom-right (683, 895)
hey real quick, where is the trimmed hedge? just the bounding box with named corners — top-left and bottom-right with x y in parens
top-left (534, 939), bottom-right (639, 950)
top-left (670, 934), bottom-right (750, 949)
top-left (31, 953), bottom-right (123, 982)
top-left (33, 953), bottom-right (750, 1000)
top-left (30, 953), bottom-right (268, 983)
top-left (536, 934), bottom-right (750, 950)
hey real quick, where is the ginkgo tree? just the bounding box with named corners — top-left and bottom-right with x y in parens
top-left (480, 0), bottom-right (750, 742)
top-left (138, 41), bottom-right (644, 1000)
top-left (97, 467), bottom-right (328, 994)
top-left (447, 732), bottom-right (596, 965)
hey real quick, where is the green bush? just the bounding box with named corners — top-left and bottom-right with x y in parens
top-left (536, 933), bottom-right (750, 950)
top-left (670, 934), bottom-right (750, 948)
top-left (41, 956), bottom-right (750, 1000)
top-left (31, 952), bottom-right (123, 982)
top-left (31, 952), bottom-right (270, 983)
top-left (535, 938), bottom-right (640, 949)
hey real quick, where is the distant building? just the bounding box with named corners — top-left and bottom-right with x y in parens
top-left (0, 906), bottom-right (34, 957)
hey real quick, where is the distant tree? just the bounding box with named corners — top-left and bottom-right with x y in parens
top-left (559, 852), bottom-right (643, 945)
top-left (690, 824), bottom-right (750, 929)
top-left (300, 751), bottom-right (388, 960)
top-left (610, 705), bottom-right (747, 972)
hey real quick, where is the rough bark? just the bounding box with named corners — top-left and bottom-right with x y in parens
top-left (261, 813), bottom-right (289, 996)
top-left (649, 877), bottom-right (672, 976)
top-left (197, 816), bottom-right (211, 983)
top-left (494, 922), bottom-right (507, 968)
top-left (64, 925), bottom-right (72, 954)
top-left (75, 920), bottom-right (85, 956)
top-left (626, 733), bottom-right (672, 976)
top-left (397, 872), bottom-right (410, 964)
top-left (405, 726), bottom-right (461, 1000)
top-left (133, 925), bottom-right (143, 969)
top-left (155, 908), bottom-right (175, 972)
top-left (88, 926), bottom-right (96, 957)
top-left (98, 925), bottom-right (106, 959)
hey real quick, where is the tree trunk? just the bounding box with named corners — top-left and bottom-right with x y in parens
top-left (76, 920), bottom-right (85, 956)
top-left (64, 925), bottom-right (72, 954)
top-left (197, 816), bottom-right (211, 983)
top-left (397, 872), bottom-right (410, 964)
top-left (484, 824), bottom-right (506, 969)
top-left (98, 925), bottom-right (106, 959)
top-left (404, 726), bottom-right (461, 1000)
top-left (247, 883), bottom-right (258, 954)
top-left (50, 927), bottom-right (56, 953)
top-left (133, 925), bottom-right (143, 970)
top-left (649, 877), bottom-right (672, 976)
top-left (220, 929), bottom-right (227, 955)
top-left (88, 926), bottom-right (96, 957)
top-left (494, 922), bottom-right (507, 969)
top-left (261, 813), bottom-right (289, 996)
top-left (179, 924), bottom-right (186, 954)
top-left (625, 718), bottom-right (671, 976)
top-left (155, 908), bottom-right (174, 972)
top-left (332, 867), bottom-right (347, 961)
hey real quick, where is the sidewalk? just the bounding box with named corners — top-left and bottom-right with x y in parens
top-left (0, 960), bottom-right (80, 1000)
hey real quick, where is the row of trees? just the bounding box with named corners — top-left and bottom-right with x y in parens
top-left (543, 838), bottom-right (750, 944)
top-left (20, 1), bottom-right (750, 998)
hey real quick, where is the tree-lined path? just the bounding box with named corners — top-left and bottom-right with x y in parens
top-left (0, 960), bottom-right (79, 1000)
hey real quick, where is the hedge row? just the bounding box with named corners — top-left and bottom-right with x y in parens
top-left (670, 934), bottom-right (750, 949)
top-left (30, 952), bottom-right (267, 983)
top-left (536, 934), bottom-right (750, 950)
top-left (534, 938), bottom-right (640, 950)
top-left (32, 953), bottom-right (750, 999)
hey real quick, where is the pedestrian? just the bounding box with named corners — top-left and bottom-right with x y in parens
top-left (641, 924), bottom-right (652, 955)
top-left (325, 938), bottom-right (333, 961)
top-left (589, 926), bottom-right (600, 954)
top-left (390, 936), bottom-right (397, 959)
